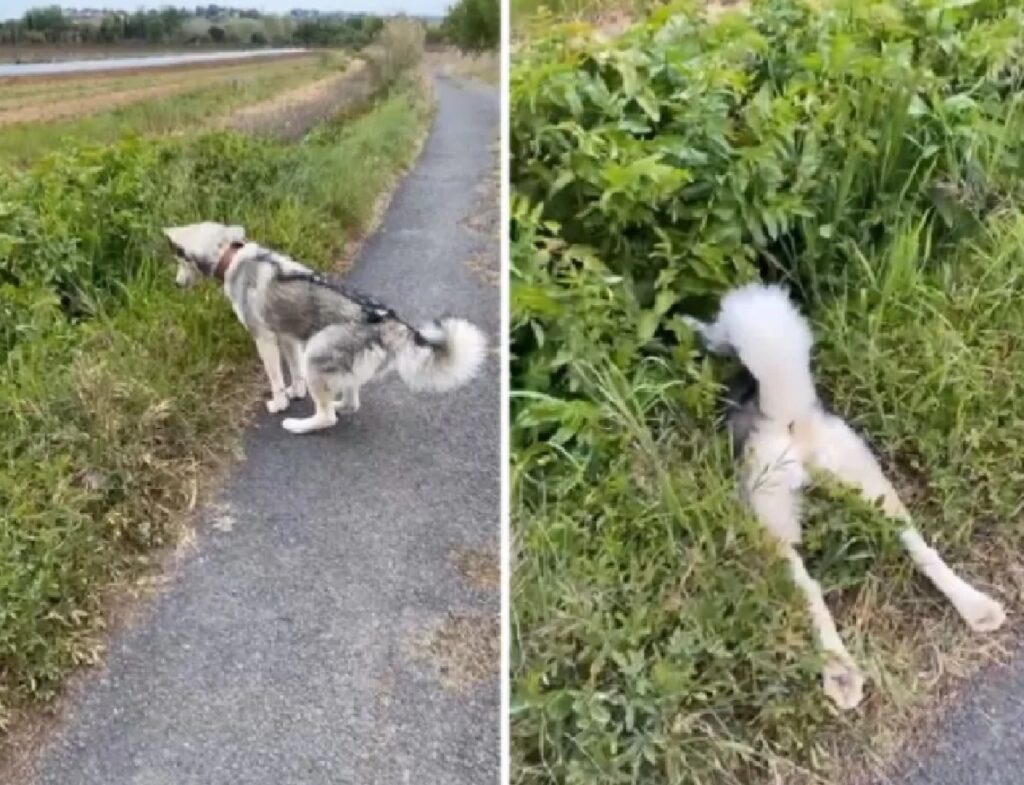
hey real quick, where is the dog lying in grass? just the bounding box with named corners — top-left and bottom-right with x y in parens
top-left (685, 283), bottom-right (1006, 710)
top-left (163, 221), bottom-right (487, 434)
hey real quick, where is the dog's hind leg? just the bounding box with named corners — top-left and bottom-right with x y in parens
top-left (334, 385), bottom-right (360, 414)
top-left (810, 414), bottom-right (1006, 634)
top-left (783, 545), bottom-right (866, 710)
top-left (745, 441), bottom-right (866, 710)
top-left (255, 335), bottom-right (290, 414)
top-left (281, 338), bottom-right (307, 400)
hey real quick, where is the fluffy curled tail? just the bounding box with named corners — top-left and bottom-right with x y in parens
top-left (709, 283), bottom-right (818, 424)
top-left (396, 316), bottom-right (488, 392)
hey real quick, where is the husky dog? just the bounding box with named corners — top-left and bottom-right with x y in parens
top-left (685, 283), bottom-right (1005, 710)
top-left (163, 221), bottom-right (487, 434)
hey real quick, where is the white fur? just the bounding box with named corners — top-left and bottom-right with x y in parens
top-left (705, 283), bottom-right (817, 423)
top-left (164, 222), bottom-right (245, 289)
top-left (396, 317), bottom-right (488, 393)
top-left (691, 283), bottom-right (1006, 710)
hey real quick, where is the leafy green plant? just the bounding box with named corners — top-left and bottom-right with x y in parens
top-left (442, 0), bottom-right (500, 52)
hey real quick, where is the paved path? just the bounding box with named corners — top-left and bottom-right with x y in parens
top-left (26, 74), bottom-right (500, 785)
top-left (879, 641), bottom-right (1024, 785)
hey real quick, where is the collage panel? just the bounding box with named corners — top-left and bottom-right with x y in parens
top-left (0, 4), bottom-right (501, 785)
top-left (510, 1), bottom-right (1021, 784)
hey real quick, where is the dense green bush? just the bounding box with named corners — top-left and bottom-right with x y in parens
top-left (511, 1), bottom-right (1024, 782)
top-left (442, 0), bottom-right (500, 51)
top-left (512, 0), bottom-right (1024, 391)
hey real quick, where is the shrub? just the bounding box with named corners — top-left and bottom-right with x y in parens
top-left (511, 0), bottom-right (1024, 360)
top-left (442, 0), bottom-right (500, 52)
top-left (364, 17), bottom-right (426, 89)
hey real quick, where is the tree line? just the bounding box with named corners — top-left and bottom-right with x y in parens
top-left (0, 2), bottom-right (499, 53)
top-left (0, 6), bottom-right (385, 48)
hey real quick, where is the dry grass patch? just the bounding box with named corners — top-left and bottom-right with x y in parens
top-left (407, 612), bottom-right (500, 692)
top-left (453, 548), bottom-right (501, 591)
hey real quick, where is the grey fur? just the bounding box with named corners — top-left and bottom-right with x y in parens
top-left (722, 367), bottom-right (760, 458)
top-left (687, 313), bottom-right (761, 455)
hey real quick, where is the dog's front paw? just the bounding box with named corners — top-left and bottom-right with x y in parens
top-left (286, 380), bottom-right (307, 400)
top-left (822, 656), bottom-right (865, 711)
top-left (266, 394), bottom-right (290, 414)
top-left (958, 591), bottom-right (1006, 633)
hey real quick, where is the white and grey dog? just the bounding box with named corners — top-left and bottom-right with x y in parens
top-left (685, 283), bottom-right (1005, 710)
top-left (163, 221), bottom-right (487, 434)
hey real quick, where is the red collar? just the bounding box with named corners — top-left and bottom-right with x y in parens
top-left (214, 241), bottom-right (245, 281)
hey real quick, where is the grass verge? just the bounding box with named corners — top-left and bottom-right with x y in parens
top-left (0, 74), bottom-right (433, 738)
top-left (511, 1), bottom-right (1024, 782)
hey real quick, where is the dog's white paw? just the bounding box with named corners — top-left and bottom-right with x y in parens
top-left (282, 415), bottom-right (337, 434)
top-left (958, 591), bottom-right (1006, 633)
top-left (286, 381), bottom-right (307, 400)
top-left (266, 394), bottom-right (290, 414)
top-left (333, 400), bottom-right (359, 415)
top-left (822, 656), bottom-right (865, 711)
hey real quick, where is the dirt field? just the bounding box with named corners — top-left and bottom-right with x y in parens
top-left (0, 54), bottom-right (321, 126)
top-left (226, 58), bottom-right (379, 140)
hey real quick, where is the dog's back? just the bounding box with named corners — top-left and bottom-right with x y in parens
top-left (226, 247), bottom-right (393, 342)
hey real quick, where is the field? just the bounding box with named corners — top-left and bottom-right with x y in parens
top-left (0, 23), bottom-right (432, 747)
top-left (0, 52), bottom-right (358, 165)
top-left (510, 1), bottom-right (1024, 783)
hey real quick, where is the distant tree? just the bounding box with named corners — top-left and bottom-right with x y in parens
top-left (441, 0), bottom-right (498, 52)
top-left (1, 5), bottom-right (395, 50)
top-left (24, 5), bottom-right (68, 43)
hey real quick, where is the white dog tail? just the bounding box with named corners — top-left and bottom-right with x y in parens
top-left (396, 317), bottom-right (488, 393)
top-left (713, 283), bottom-right (818, 423)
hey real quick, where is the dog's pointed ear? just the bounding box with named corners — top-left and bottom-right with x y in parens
top-left (163, 226), bottom-right (186, 254)
top-left (226, 224), bottom-right (246, 244)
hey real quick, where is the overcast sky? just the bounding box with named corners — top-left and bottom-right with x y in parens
top-left (2, 1), bottom-right (449, 20)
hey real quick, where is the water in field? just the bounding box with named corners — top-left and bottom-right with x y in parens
top-left (0, 49), bottom-right (308, 78)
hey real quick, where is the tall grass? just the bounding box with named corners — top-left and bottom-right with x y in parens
top-left (364, 18), bottom-right (426, 90)
top-left (0, 78), bottom-right (432, 731)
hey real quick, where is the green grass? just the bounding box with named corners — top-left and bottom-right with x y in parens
top-left (0, 76), bottom-right (432, 732)
top-left (0, 55), bottom-right (346, 166)
top-left (510, 0), bottom-right (1024, 782)
top-left (512, 218), bottom-right (1024, 783)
